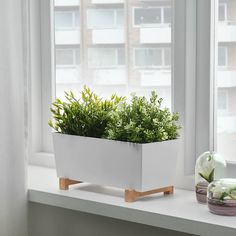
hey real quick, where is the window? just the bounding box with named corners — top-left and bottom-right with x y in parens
top-left (216, 0), bottom-right (236, 162)
top-left (218, 3), bottom-right (227, 22)
top-left (134, 48), bottom-right (170, 68)
top-left (218, 46), bottom-right (227, 67)
top-left (134, 7), bottom-right (171, 26)
top-left (53, 0), bottom-right (172, 102)
top-left (55, 11), bottom-right (80, 29)
top-left (87, 9), bottom-right (124, 28)
top-left (217, 89), bottom-right (228, 112)
top-left (34, 0), bottom-right (202, 185)
top-left (88, 48), bottom-right (125, 68)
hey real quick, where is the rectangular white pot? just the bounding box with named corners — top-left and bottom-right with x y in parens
top-left (53, 133), bottom-right (179, 192)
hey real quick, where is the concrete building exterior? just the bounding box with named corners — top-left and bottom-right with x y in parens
top-left (217, 0), bottom-right (236, 161)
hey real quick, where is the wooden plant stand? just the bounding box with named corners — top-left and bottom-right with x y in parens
top-left (59, 178), bottom-right (174, 202)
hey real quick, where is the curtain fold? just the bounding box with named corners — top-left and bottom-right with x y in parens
top-left (0, 0), bottom-right (28, 235)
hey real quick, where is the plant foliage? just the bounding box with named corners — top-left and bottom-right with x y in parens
top-left (198, 168), bottom-right (215, 183)
top-left (49, 86), bottom-right (124, 138)
top-left (105, 91), bottom-right (181, 143)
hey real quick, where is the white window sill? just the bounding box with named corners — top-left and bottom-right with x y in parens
top-left (28, 165), bottom-right (236, 236)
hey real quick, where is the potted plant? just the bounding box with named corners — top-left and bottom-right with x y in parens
top-left (49, 87), bottom-right (181, 202)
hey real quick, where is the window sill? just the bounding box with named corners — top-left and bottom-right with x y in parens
top-left (28, 165), bottom-right (236, 236)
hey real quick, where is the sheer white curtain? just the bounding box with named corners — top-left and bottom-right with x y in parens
top-left (0, 0), bottom-right (28, 235)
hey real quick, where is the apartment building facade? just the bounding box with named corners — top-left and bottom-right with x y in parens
top-left (217, 0), bottom-right (236, 160)
top-left (54, 0), bottom-right (172, 108)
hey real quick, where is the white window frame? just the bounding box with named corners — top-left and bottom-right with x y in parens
top-left (29, 0), bottom-right (236, 189)
top-left (132, 6), bottom-right (171, 28)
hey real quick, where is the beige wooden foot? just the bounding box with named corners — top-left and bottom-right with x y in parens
top-left (59, 178), bottom-right (81, 190)
top-left (125, 186), bottom-right (174, 202)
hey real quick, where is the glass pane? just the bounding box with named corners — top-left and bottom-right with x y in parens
top-left (116, 9), bottom-right (124, 26)
top-left (216, 0), bottom-right (236, 162)
top-left (164, 48), bottom-right (171, 66)
top-left (135, 48), bottom-right (162, 67)
top-left (219, 4), bottom-right (226, 22)
top-left (55, 12), bottom-right (73, 29)
top-left (56, 48), bottom-right (80, 66)
top-left (87, 9), bottom-right (114, 28)
top-left (88, 48), bottom-right (117, 67)
top-left (164, 7), bottom-right (171, 24)
top-left (134, 8), bottom-right (161, 25)
top-left (53, 0), bottom-right (172, 109)
top-left (218, 46), bottom-right (227, 66)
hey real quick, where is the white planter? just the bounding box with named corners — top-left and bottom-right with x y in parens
top-left (53, 133), bottom-right (179, 192)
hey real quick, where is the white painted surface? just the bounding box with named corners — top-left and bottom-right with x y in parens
top-left (217, 70), bottom-right (236, 87)
top-left (140, 27), bottom-right (171, 44)
top-left (93, 69), bottom-right (126, 85)
top-left (56, 67), bottom-right (81, 83)
top-left (92, 29), bottom-right (124, 44)
top-left (54, 0), bottom-right (79, 6)
top-left (0, 0), bottom-right (28, 235)
top-left (140, 70), bottom-right (171, 87)
top-left (55, 30), bottom-right (80, 45)
top-left (92, 0), bottom-right (123, 3)
top-left (29, 166), bottom-right (236, 236)
top-left (218, 25), bottom-right (236, 42)
top-left (53, 133), bottom-right (178, 191)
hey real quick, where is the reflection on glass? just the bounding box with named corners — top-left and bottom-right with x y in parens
top-left (217, 0), bottom-right (236, 162)
top-left (53, 0), bottom-right (172, 109)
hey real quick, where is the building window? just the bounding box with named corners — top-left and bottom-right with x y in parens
top-left (218, 46), bottom-right (228, 67)
top-left (53, 0), bottom-right (172, 101)
top-left (217, 89), bottom-right (228, 112)
top-left (134, 7), bottom-right (171, 26)
top-left (87, 9), bottom-right (124, 29)
top-left (56, 48), bottom-right (80, 67)
top-left (134, 48), bottom-right (170, 68)
top-left (218, 3), bottom-right (227, 22)
top-left (88, 48), bottom-right (125, 68)
top-left (216, 0), bottom-right (236, 162)
top-left (55, 11), bottom-right (80, 30)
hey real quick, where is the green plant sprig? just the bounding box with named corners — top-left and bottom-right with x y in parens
top-left (49, 86), bottom-right (125, 138)
top-left (105, 91), bottom-right (181, 143)
top-left (198, 168), bottom-right (215, 183)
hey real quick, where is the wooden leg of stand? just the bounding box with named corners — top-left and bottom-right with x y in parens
top-left (59, 178), bottom-right (81, 190)
top-left (125, 186), bottom-right (174, 202)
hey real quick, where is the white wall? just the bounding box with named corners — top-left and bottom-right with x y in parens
top-left (29, 203), bottom-right (196, 236)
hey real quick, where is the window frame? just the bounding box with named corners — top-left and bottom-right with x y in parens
top-left (29, 0), bottom-right (236, 189)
